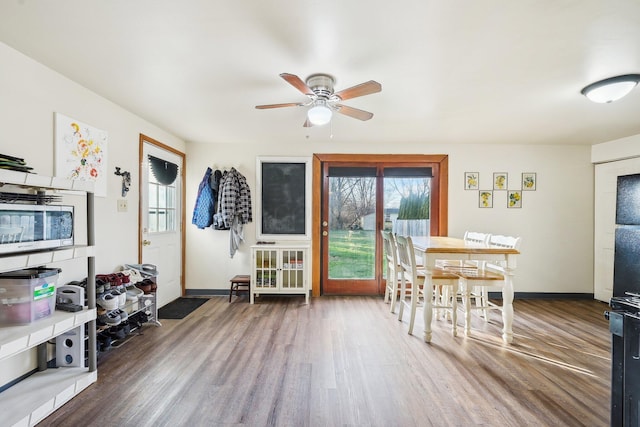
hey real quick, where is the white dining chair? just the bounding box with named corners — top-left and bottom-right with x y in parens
top-left (381, 230), bottom-right (402, 313)
top-left (454, 235), bottom-right (521, 333)
top-left (396, 235), bottom-right (459, 337)
top-left (435, 231), bottom-right (490, 270)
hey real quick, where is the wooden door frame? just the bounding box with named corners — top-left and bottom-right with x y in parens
top-left (138, 134), bottom-right (187, 297)
top-left (311, 154), bottom-right (449, 297)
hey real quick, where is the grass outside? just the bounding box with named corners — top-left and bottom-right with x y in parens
top-left (328, 230), bottom-right (376, 279)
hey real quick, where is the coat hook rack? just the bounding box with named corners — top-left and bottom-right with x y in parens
top-left (114, 167), bottom-right (131, 197)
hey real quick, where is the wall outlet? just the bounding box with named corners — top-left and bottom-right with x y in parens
top-left (117, 199), bottom-right (128, 212)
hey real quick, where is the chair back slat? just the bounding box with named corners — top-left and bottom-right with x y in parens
top-left (463, 231), bottom-right (490, 245)
top-left (488, 234), bottom-right (521, 250)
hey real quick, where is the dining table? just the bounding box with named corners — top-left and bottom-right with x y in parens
top-left (411, 236), bottom-right (520, 344)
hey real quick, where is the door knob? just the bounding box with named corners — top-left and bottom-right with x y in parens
top-left (143, 239), bottom-right (151, 246)
top-left (322, 231), bottom-right (328, 236)
top-left (322, 221), bottom-right (328, 227)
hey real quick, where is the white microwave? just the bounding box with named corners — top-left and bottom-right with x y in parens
top-left (0, 203), bottom-right (74, 254)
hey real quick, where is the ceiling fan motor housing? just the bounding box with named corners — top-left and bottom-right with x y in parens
top-left (306, 73), bottom-right (335, 99)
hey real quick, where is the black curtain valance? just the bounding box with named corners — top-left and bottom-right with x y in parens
top-left (149, 155), bottom-right (179, 185)
top-left (328, 167), bottom-right (377, 177)
top-left (383, 167), bottom-right (432, 177)
top-left (327, 166), bottom-right (432, 177)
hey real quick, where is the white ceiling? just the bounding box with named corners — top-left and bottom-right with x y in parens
top-left (1, 0), bottom-right (640, 146)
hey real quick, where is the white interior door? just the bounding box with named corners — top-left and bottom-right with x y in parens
top-left (141, 140), bottom-right (184, 308)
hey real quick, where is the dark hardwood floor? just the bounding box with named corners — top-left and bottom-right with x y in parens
top-left (39, 296), bottom-right (611, 427)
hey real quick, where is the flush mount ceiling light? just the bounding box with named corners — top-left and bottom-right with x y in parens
top-left (581, 74), bottom-right (640, 103)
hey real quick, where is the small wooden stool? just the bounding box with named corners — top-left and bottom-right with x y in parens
top-left (229, 275), bottom-right (250, 302)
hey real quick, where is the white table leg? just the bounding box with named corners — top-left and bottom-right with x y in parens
top-left (397, 274), bottom-right (406, 321)
top-left (423, 270), bottom-right (433, 342)
top-left (463, 279), bottom-right (472, 336)
top-left (408, 279), bottom-right (418, 335)
top-left (502, 269), bottom-right (515, 343)
top-left (451, 282), bottom-right (458, 337)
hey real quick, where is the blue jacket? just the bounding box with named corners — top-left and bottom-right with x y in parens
top-left (192, 167), bottom-right (214, 229)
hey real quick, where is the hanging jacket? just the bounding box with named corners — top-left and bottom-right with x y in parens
top-left (192, 167), bottom-right (215, 229)
top-left (218, 167), bottom-right (252, 228)
top-left (210, 169), bottom-right (223, 213)
top-left (216, 167), bottom-right (252, 257)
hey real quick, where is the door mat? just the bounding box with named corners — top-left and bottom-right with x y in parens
top-left (158, 298), bottom-right (209, 319)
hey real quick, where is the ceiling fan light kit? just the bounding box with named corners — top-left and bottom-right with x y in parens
top-left (307, 102), bottom-right (333, 126)
top-left (581, 74), bottom-right (640, 103)
top-left (256, 72), bottom-right (382, 127)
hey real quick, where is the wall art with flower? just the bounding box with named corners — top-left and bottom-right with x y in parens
top-left (508, 190), bottom-right (522, 208)
top-left (464, 172), bottom-right (479, 190)
top-left (55, 113), bottom-right (108, 197)
top-left (522, 172), bottom-right (536, 191)
top-left (479, 190), bottom-right (493, 208)
top-left (493, 172), bottom-right (508, 190)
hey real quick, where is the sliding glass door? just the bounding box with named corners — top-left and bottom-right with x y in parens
top-left (321, 162), bottom-right (432, 295)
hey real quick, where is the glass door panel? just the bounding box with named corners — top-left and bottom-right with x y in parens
top-left (323, 166), bottom-right (379, 295)
top-left (282, 249), bottom-right (304, 289)
top-left (383, 175), bottom-right (431, 238)
top-left (255, 249), bottom-right (277, 289)
top-left (328, 175), bottom-right (377, 279)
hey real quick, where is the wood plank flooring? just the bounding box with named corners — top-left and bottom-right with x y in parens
top-left (39, 296), bottom-right (611, 427)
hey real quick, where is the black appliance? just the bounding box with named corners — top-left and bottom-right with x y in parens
top-left (607, 296), bottom-right (640, 426)
top-left (614, 173), bottom-right (640, 297)
top-left (606, 173), bottom-right (640, 426)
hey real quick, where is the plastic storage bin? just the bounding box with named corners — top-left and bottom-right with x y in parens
top-left (0, 267), bottom-right (60, 325)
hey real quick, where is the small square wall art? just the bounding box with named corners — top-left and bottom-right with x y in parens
top-left (522, 172), bottom-right (536, 191)
top-left (493, 172), bottom-right (508, 190)
top-left (508, 190), bottom-right (522, 208)
top-left (465, 172), bottom-right (479, 190)
top-left (479, 190), bottom-right (493, 208)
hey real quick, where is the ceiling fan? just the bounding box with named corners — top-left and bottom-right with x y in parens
top-left (255, 73), bottom-right (382, 127)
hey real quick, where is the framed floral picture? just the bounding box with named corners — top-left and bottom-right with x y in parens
top-left (508, 190), bottom-right (522, 208)
top-left (522, 172), bottom-right (536, 191)
top-left (479, 190), bottom-right (493, 208)
top-left (493, 172), bottom-right (508, 190)
top-left (54, 112), bottom-right (108, 197)
top-left (465, 172), bottom-right (479, 190)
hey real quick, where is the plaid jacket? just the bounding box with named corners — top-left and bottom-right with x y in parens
top-left (218, 167), bottom-right (252, 228)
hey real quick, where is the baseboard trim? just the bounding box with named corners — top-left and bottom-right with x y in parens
top-left (489, 292), bottom-right (595, 300)
top-left (185, 289), bottom-right (596, 300)
top-left (185, 289), bottom-right (229, 297)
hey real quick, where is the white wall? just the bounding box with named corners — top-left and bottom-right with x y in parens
top-left (0, 42), bottom-right (185, 386)
top-left (186, 141), bottom-right (594, 296)
top-left (0, 42), bottom-right (185, 275)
